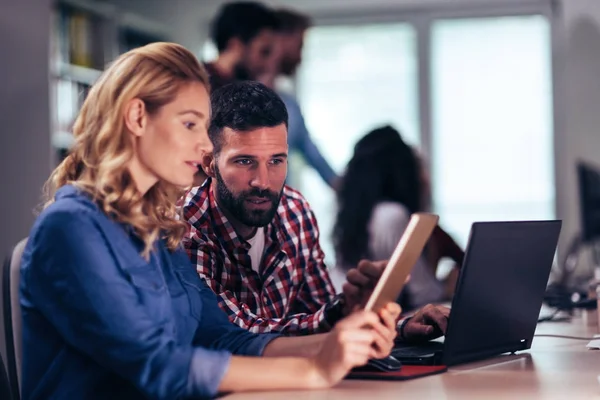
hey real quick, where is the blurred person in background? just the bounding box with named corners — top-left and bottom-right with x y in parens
top-left (332, 125), bottom-right (464, 311)
top-left (260, 8), bottom-right (339, 189)
top-left (205, 1), bottom-right (279, 90)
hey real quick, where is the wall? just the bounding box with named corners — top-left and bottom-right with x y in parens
top-left (101, 0), bottom-right (222, 54)
top-left (106, 0), bottom-right (540, 50)
top-left (0, 0), bottom-right (52, 371)
top-left (554, 0), bottom-right (600, 285)
top-left (264, 0), bottom-right (544, 16)
top-left (0, 1), bottom-right (52, 253)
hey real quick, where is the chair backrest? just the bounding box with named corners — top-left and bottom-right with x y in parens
top-left (2, 238), bottom-right (27, 400)
top-left (0, 354), bottom-right (14, 400)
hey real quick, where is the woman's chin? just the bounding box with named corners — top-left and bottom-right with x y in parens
top-left (161, 174), bottom-right (194, 189)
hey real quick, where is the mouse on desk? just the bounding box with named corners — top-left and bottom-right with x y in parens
top-left (356, 355), bottom-right (402, 373)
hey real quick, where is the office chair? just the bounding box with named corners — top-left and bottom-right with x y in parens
top-left (0, 355), bottom-right (13, 400)
top-left (2, 238), bottom-right (28, 400)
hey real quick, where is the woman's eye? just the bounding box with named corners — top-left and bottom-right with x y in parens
top-left (184, 121), bottom-right (196, 130)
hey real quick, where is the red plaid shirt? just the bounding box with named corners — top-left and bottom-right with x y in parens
top-left (182, 179), bottom-right (337, 335)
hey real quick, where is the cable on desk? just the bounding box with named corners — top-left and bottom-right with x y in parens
top-left (534, 334), bottom-right (595, 340)
top-left (537, 308), bottom-right (573, 323)
top-left (537, 308), bottom-right (560, 322)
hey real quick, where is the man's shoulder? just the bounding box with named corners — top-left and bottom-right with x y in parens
top-left (181, 183), bottom-right (223, 253)
top-left (182, 183), bottom-right (211, 226)
top-left (278, 185), bottom-right (316, 222)
top-left (281, 185), bottom-right (311, 205)
top-left (369, 201), bottom-right (411, 231)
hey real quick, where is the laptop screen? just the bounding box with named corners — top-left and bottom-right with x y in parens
top-left (443, 220), bottom-right (561, 366)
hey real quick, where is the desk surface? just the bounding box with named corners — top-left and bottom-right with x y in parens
top-left (226, 312), bottom-right (600, 400)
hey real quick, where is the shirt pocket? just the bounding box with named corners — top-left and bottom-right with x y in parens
top-left (120, 258), bottom-right (170, 323)
top-left (175, 269), bottom-right (204, 322)
top-left (124, 263), bottom-right (166, 293)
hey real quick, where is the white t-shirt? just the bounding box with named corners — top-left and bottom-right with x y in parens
top-left (246, 227), bottom-right (266, 274)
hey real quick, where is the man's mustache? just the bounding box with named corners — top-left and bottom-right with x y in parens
top-left (240, 189), bottom-right (279, 200)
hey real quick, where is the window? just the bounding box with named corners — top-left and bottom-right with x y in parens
top-left (296, 23), bottom-right (419, 265)
top-left (430, 15), bottom-right (554, 246)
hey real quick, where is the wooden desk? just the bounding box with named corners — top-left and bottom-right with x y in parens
top-left (226, 315), bottom-right (600, 399)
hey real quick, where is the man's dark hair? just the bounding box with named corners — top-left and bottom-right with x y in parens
top-left (210, 2), bottom-right (280, 52)
top-left (275, 9), bottom-right (312, 34)
top-left (209, 81), bottom-right (288, 154)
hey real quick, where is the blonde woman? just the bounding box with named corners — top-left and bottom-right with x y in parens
top-left (19, 42), bottom-right (400, 399)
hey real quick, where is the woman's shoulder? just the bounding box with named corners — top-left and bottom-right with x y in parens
top-left (35, 186), bottom-right (102, 230)
top-left (370, 201), bottom-right (411, 224)
top-left (27, 185), bottom-right (147, 269)
top-left (32, 185), bottom-right (123, 248)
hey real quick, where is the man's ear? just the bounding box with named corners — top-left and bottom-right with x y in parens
top-left (202, 152), bottom-right (216, 178)
top-left (124, 98), bottom-right (147, 137)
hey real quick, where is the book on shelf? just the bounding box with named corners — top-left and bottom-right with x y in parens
top-left (69, 11), bottom-right (93, 67)
top-left (54, 79), bottom-right (91, 152)
top-left (50, 1), bottom-right (168, 161)
top-left (53, 6), bottom-right (102, 70)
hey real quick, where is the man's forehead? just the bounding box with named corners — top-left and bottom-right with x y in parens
top-left (222, 125), bottom-right (288, 146)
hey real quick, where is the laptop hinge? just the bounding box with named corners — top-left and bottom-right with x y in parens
top-left (444, 341), bottom-right (529, 366)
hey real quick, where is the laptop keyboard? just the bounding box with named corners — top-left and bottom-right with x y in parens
top-left (391, 341), bottom-right (445, 358)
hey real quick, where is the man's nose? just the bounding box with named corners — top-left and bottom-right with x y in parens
top-left (250, 164), bottom-right (270, 191)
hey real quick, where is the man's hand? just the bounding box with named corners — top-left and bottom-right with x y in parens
top-left (341, 259), bottom-right (387, 315)
top-left (399, 304), bottom-right (450, 343)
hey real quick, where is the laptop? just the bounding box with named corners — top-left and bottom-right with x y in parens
top-left (392, 220), bottom-right (562, 366)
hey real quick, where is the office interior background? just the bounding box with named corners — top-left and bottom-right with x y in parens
top-left (1, 0), bottom-right (600, 289)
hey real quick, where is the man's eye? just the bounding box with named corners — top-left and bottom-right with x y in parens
top-left (271, 159), bottom-right (284, 165)
top-left (236, 159), bottom-right (252, 166)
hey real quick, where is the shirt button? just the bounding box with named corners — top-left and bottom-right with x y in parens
top-left (263, 296), bottom-right (269, 304)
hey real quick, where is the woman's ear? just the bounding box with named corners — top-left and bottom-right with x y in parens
top-left (124, 98), bottom-right (147, 137)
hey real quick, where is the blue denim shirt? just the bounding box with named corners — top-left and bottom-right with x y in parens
top-left (20, 185), bottom-right (278, 399)
top-left (279, 92), bottom-right (338, 186)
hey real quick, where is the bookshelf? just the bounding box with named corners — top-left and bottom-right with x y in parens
top-left (50, 0), bottom-right (171, 164)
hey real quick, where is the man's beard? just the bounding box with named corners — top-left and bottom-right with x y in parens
top-left (214, 166), bottom-right (282, 227)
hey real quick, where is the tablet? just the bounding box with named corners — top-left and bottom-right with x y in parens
top-left (363, 212), bottom-right (439, 312)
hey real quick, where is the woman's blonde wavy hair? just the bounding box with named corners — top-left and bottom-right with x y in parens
top-left (44, 42), bottom-right (210, 257)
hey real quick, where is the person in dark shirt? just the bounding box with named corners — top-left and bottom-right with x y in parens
top-left (205, 2), bottom-right (279, 90)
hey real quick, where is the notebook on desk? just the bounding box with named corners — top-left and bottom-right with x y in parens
top-left (347, 364), bottom-right (448, 381)
top-left (393, 220), bottom-right (562, 366)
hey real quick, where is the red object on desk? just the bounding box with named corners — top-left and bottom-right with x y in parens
top-left (346, 365), bottom-right (448, 381)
